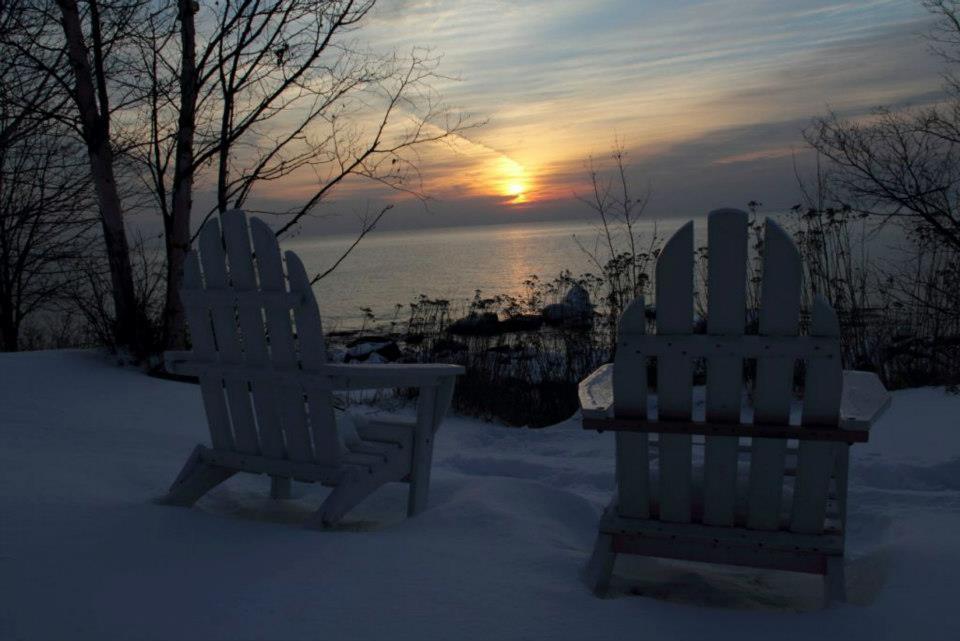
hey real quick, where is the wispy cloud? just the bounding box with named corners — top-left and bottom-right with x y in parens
top-left (259, 0), bottom-right (949, 232)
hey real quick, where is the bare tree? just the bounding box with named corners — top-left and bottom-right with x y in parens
top-left (803, 0), bottom-right (960, 386)
top-left (125, 0), bottom-right (474, 348)
top-left (0, 1), bottom-right (96, 351)
top-left (573, 144), bottom-right (659, 339)
top-left (3, 1), bottom-right (474, 356)
top-left (805, 1), bottom-right (960, 252)
top-left (3, 0), bottom-right (155, 356)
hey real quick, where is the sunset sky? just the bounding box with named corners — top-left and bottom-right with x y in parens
top-left (271, 0), bottom-right (947, 234)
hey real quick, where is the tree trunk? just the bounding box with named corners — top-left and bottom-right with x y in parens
top-left (56, 0), bottom-right (141, 355)
top-left (0, 304), bottom-right (18, 352)
top-left (163, 0), bottom-right (199, 350)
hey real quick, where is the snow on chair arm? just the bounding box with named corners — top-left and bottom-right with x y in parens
top-left (578, 363), bottom-right (614, 420)
top-left (839, 370), bottom-right (891, 431)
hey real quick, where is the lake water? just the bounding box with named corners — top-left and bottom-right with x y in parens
top-left (283, 213), bottom-right (906, 330)
top-left (284, 218), bottom-right (689, 328)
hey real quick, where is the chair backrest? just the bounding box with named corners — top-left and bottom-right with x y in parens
top-left (179, 209), bottom-right (341, 465)
top-left (613, 208), bottom-right (844, 534)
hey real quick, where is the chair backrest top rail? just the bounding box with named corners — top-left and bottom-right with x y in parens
top-left (180, 286), bottom-right (309, 310)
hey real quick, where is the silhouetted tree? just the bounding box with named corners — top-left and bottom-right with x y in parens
top-left (126, 0), bottom-right (473, 348)
top-left (804, 0), bottom-right (960, 385)
top-left (4, 0), bottom-right (474, 355)
top-left (0, 1), bottom-right (96, 351)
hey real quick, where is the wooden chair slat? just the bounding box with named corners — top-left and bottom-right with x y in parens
top-left (249, 218), bottom-right (314, 463)
top-left (221, 210), bottom-right (267, 362)
top-left (747, 218), bottom-right (802, 531)
top-left (614, 298), bottom-right (650, 518)
top-left (654, 221), bottom-right (694, 523)
top-left (221, 210), bottom-right (283, 457)
top-left (703, 208), bottom-right (748, 526)
top-left (286, 250), bottom-right (340, 466)
top-left (182, 251), bottom-right (235, 451)
top-left (198, 218), bottom-right (260, 454)
top-left (791, 294), bottom-right (844, 534)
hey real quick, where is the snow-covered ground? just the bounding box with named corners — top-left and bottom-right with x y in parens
top-left (1, 350), bottom-right (959, 640)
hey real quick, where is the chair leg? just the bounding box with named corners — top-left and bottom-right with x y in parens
top-left (309, 470), bottom-right (383, 528)
top-left (270, 476), bottom-right (292, 499)
top-left (158, 445), bottom-right (236, 507)
top-left (824, 556), bottom-right (847, 607)
top-left (584, 533), bottom-right (617, 597)
top-left (408, 385), bottom-right (441, 517)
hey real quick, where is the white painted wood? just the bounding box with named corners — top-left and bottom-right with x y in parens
top-left (577, 213), bottom-right (890, 602)
top-left (158, 445), bottom-right (236, 507)
top-left (791, 295), bottom-right (842, 534)
top-left (748, 218), bottom-right (802, 531)
top-left (249, 217), bottom-right (314, 463)
top-left (620, 334), bottom-right (835, 359)
top-left (197, 445), bottom-right (382, 479)
top-left (178, 288), bottom-right (304, 308)
top-left (614, 297), bottom-right (651, 518)
top-left (833, 443), bottom-right (851, 532)
top-left (654, 221), bottom-right (694, 523)
top-left (611, 529), bottom-right (830, 576)
top-left (269, 476), bottom-right (293, 499)
top-left (221, 210), bottom-right (284, 460)
top-left (163, 210), bottom-right (463, 526)
top-left (181, 251), bottom-right (235, 451)
top-left (409, 385), bottom-right (439, 516)
top-left (434, 376), bottom-right (457, 432)
top-left (599, 508), bottom-right (844, 553)
top-left (824, 556), bottom-right (847, 605)
top-left (353, 415), bottom-right (415, 444)
top-left (286, 250), bottom-right (340, 466)
top-left (703, 208), bottom-right (748, 526)
top-left (584, 532), bottom-right (616, 596)
top-left (198, 219), bottom-right (260, 454)
top-left (163, 358), bottom-right (465, 390)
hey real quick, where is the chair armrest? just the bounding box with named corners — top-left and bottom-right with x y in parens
top-left (839, 370), bottom-right (891, 431)
top-left (578, 363), bottom-right (614, 420)
top-left (318, 363), bottom-right (464, 390)
top-left (162, 351), bottom-right (463, 390)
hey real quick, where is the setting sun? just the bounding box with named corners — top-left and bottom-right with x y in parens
top-left (495, 157), bottom-right (532, 204)
top-left (505, 181), bottom-right (529, 203)
top-left (506, 182), bottom-right (525, 196)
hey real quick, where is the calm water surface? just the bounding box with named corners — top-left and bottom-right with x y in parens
top-left (279, 213), bottom-right (904, 329)
top-left (283, 219), bottom-right (687, 328)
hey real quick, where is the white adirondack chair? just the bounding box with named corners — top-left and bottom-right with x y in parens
top-left (578, 208), bottom-right (891, 605)
top-left (160, 209), bottom-right (463, 527)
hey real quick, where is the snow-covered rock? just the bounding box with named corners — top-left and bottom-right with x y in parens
top-left (543, 284), bottom-right (594, 326)
top-left (563, 283), bottom-right (591, 311)
top-left (345, 340), bottom-right (401, 362)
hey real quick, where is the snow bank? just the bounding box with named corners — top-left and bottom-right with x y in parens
top-left (1, 350), bottom-right (959, 640)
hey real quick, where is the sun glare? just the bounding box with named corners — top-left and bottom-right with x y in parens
top-left (496, 157), bottom-right (531, 204)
